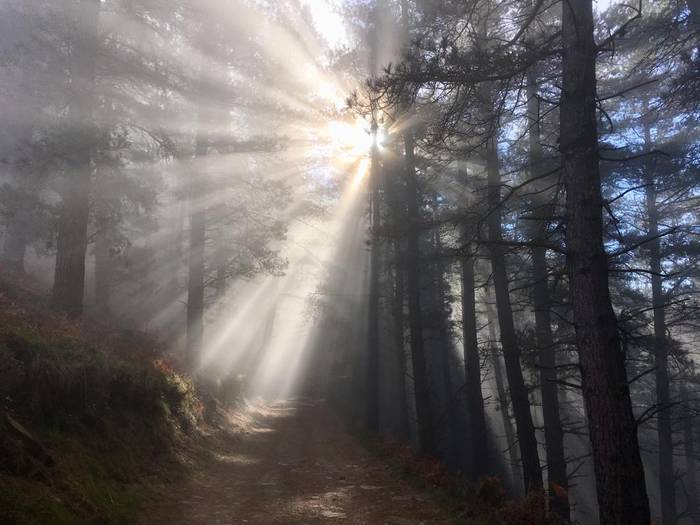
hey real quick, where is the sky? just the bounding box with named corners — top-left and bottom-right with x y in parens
top-left (301, 0), bottom-right (350, 50)
top-left (301, 0), bottom-right (618, 50)
top-left (300, 0), bottom-right (620, 51)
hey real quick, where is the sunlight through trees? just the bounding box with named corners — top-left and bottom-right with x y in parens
top-left (1, 1), bottom-right (699, 524)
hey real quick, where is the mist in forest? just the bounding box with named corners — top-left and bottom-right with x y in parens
top-left (1, 1), bottom-right (699, 524)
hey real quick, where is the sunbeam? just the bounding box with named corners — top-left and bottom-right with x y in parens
top-left (2, 0), bottom-right (697, 524)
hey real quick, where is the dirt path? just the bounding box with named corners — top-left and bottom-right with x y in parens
top-left (139, 399), bottom-right (455, 524)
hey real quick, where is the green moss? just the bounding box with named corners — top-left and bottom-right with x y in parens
top-left (0, 467), bottom-right (164, 525)
top-left (0, 475), bottom-right (75, 525)
top-left (0, 302), bottom-right (198, 525)
top-left (0, 410), bottom-right (172, 524)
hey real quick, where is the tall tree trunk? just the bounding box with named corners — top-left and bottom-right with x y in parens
top-left (434, 229), bottom-right (458, 464)
top-left (397, 0), bottom-right (433, 453)
top-left (387, 154), bottom-right (410, 441)
top-left (391, 249), bottom-right (410, 441)
top-left (644, 116), bottom-right (677, 525)
top-left (560, 2), bottom-right (650, 523)
top-left (461, 248), bottom-right (489, 479)
top-left (51, 0), bottom-right (100, 318)
top-left (3, 87), bottom-right (36, 273)
top-left (682, 385), bottom-right (699, 525)
top-left (487, 295), bottom-right (522, 493)
top-left (365, 0), bottom-right (384, 433)
top-left (403, 129), bottom-right (435, 456)
top-left (527, 66), bottom-right (569, 518)
top-left (365, 125), bottom-right (381, 434)
top-left (532, 242), bottom-right (569, 515)
top-left (93, 226), bottom-right (111, 315)
top-left (186, 129), bottom-right (208, 369)
top-left (486, 134), bottom-right (543, 493)
top-left (3, 215), bottom-right (28, 272)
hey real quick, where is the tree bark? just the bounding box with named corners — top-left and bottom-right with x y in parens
top-left (461, 248), bottom-right (489, 479)
top-left (560, 2), bottom-right (650, 523)
top-left (2, 81), bottom-right (36, 273)
top-left (2, 215), bottom-right (28, 272)
top-left (527, 66), bottom-right (569, 519)
top-left (364, 0), bottom-right (385, 433)
top-left (532, 242), bottom-right (569, 515)
top-left (391, 248), bottom-right (410, 441)
top-left (397, 0), bottom-right (434, 457)
top-left (486, 294), bottom-right (523, 493)
top-left (50, 0), bottom-right (101, 319)
top-left (682, 385), bottom-right (699, 525)
top-left (486, 134), bottom-right (543, 494)
top-left (403, 129), bottom-right (435, 456)
top-left (186, 129), bottom-right (208, 369)
top-left (644, 116), bottom-right (676, 525)
top-left (365, 127), bottom-right (381, 434)
top-left (434, 228), bottom-right (458, 464)
top-left (93, 226), bottom-right (112, 315)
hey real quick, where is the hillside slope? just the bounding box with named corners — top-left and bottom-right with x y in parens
top-left (0, 272), bottom-right (201, 525)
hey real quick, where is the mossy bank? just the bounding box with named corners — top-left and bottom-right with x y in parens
top-left (0, 284), bottom-right (202, 525)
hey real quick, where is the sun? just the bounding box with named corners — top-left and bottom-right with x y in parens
top-left (327, 118), bottom-right (385, 157)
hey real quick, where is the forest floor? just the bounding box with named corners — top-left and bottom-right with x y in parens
top-left (139, 399), bottom-right (456, 525)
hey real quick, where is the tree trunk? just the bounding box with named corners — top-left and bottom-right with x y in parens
top-left (532, 243), bottom-right (569, 515)
top-left (527, 66), bottom-right (569, 519)
top-left (2, 97), bottom-right (36, 273)
top-left (387, 154), bottom-right (410, 441)
top-left (186, 129), bottom-right (208, 369)
top-left (391, 249), bottom-right (410, 441)
top-left (560, 2), bottom-right (650, 523)
top-left (644, 116), bottom-right (676, 525)
top-left (403, 129), bottom-right (435, 456)
top-left (3, 216), bottom-right (28, 272)
top-left (365, 129), bottom-right (381, 434)
top-left (487, 295), bottom-right (523, 493)
top-left (682, 385), bottom-right (699, 525)
top-left (93, 226), bottom-right (111, 315)
top-left (434, 229), bottom-right (458, 464)
top-left (486, 134), bottom-right (543, 494)
top-left (51, 0), bottom-right (101, 319)
top-left (461, 248), bottom-right (489, 479)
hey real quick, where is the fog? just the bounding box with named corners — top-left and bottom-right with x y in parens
top-left (1, 1), bottom-right (699, 524)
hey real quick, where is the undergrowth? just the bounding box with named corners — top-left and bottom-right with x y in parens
top-left (374, 439), bottom-right (563, 525)
top-left (0, 274), bottom-right (202, 525)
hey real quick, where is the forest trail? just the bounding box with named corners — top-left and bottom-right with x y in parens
top-left (139, 399), bottom-right (455, 525)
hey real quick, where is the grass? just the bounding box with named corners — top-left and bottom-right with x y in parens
top-left (0, 275), bottom-right (201, 525)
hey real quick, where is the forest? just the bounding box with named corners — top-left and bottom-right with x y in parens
top-left (0, 0), bottom-right (699, 524)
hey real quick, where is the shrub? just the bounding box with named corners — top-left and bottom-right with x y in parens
top-left (0, 291), bottom-right (202, 524)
